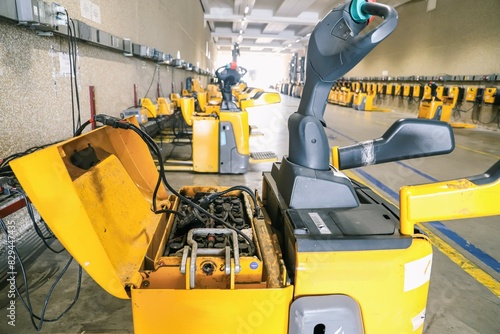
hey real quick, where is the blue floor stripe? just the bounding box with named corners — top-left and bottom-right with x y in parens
top-left (428, 222), bottom-right (500, 272)
top-left (329, 127), bottom-right (500, 273)
top-left (354, 168), bottom-right (400, 201)
top-left (356, 168), bottom-right (500, 273)
top-left (395, 161), bottom-right (438, 182)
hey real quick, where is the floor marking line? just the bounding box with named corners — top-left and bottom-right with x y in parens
top-left (456, 144), bottom-right (500, 160)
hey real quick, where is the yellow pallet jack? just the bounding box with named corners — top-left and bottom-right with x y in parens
top-left (159, 63), bottom-right (277, 174)
top-left (10, 1), bottom-right (500, 333)
top-left (140, 97), bottom-right (175, 118)
top-left (338, 81), bottom-right (359, 107)
top-left (353, 82), bottom-right (391, 112)
top-left (418, 82), bottom-right (476, 128)
top-left (327, 83), bottom-right (339, 104)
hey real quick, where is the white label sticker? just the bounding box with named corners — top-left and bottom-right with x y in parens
top-left (404, 254), bottom-right (432, 292)
top-left (91, 3), bottom-right (101, 24)
top-left (308, 212), bottom-right (332, 234)
top-left (58, 52), bottom-right (71, 76)
top-left (80, 0), bottom-right (92, 20)
top-left (411, 308), bottom-right (426, 331)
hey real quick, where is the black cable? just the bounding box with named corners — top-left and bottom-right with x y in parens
top-left (473, 104), bottom-right (499, 125)
top-left (64, 14), bottom-right (82, 135)
top-left (162, 114), bottom-right (192, 162)
top-left (1, 142), bottom-right (60, 177)
top-left (74, 119), bottom-right (92, 137)
top-left (154, 208), bottom-right (186, 217)
top-left (13, 189), bottom-right (65, 253)
top-left (91, 115), bottom-right (256, 253)
top-left (127, 124), bottom-right (256, 253)
top-left (65, 11), bottom-right (76, 136)
top-left (205, 185), bottom-right (260, 217)
top-left (0, 217), bottom-right (82, 331)
top-left (70, 18), bottom-right (82, 131)
top-left (145, 65), bottom-right (159, 99)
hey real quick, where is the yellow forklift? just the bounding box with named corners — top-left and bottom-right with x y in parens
top-left (9, 1), bottom-right (500, 333)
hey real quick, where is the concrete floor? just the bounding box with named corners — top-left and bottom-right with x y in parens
top-left (1, 94), bottom-right (499, 333)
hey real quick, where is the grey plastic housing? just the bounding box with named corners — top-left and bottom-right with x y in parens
top-left (272, 160), bottom-right (359, 209)
top-left (337, 118), bottom-right (455, 169)
top-left (219, 121), bottom-right (249, 174)
top-left (289, 2), bottom-right (398, 170)
top-left (276, 0), bottom-right (398, 209)
top-left (289, 295), bottom-right (364, 334)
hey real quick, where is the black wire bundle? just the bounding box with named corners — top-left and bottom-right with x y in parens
top-left (90, 115), bottom-right (257, 254)
top-left (162, 112), bottom-right (193, 162)
top-left (15, 189), bottom-right (65, 253)
top-left (127, 123), bottom-right (257, 254)
top-left (0, 143), bottom-right (58, 177)
top-left (0, 203), bottom-right (81, 331)
top-left (144, 64), bottom-right (159, 99)
top-left (471, 103), bottom-right (500, 127)
top-left (65, 11), bottom-right (82, 136)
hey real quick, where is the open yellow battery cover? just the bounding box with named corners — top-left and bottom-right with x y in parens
top-left (11, 121), bottom-right (170, 299)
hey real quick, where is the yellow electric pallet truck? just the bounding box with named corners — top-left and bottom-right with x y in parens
top-left (9, 1), bottom-right (500, 333)
top-left (160, 62), bottom-right (277, 174)
top-left (418, 82), bottom-right (476, 128)
top-left (353, 82), bottom-right (391, 112)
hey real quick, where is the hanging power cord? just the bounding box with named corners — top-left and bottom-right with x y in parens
top-left (1, 213), bottom-right (82, 332)
top-left (0, 142), bottom-right (60, 177)
top-left (65, 11), bottom-right (82, 136)
top-left (163, 114), bottom-right (193, 162)
top-left (1, 144), bottom-right (83, 331)
top-left (79, 115), bottom-right (257, 253)
top-left (14, 188), bottom-right (65, 253)
top-left (144, 64), bottom-right (159, 99)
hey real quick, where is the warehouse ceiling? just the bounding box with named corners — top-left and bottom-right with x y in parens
top-left (201, 0), bottom-right (414, 54)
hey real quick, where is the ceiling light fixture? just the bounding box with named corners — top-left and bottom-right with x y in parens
top-left (287, 43), bottom-right (292, 47)
top-left (239, 29), bottom-right (243, 34)
top-left (244, 6), bottom-right (249, 14)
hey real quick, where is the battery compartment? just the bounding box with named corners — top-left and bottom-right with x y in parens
top-left (139, 187), bottom-right (284, 290)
